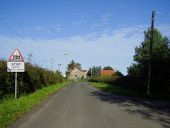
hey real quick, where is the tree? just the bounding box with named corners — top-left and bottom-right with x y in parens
top-left (103, 66), bottom-right (113, 70)
top-left (114, 70), bottom-right (123, 77)
top-left (87, 66), bottom-right (101, 78)
top-left (128, 28), bottom-right (170, 92)
top-left (67, 60), bottom-right (81, 70)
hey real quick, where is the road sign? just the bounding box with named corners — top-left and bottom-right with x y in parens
top-left (7, 48), bottom-right (25, 98)
top-left (9, 48), bottom-right (24, 62)
top-left (7, 62), bottom-right (25, 72)
top-left (7, 48), bottom-right (25, 72)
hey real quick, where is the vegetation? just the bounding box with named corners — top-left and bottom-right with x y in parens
top-left (113, 70), bottom-right (123, 77)
top-left (0, 82), bottom-right (69, 128)
top-left (103, 66), bottom-right (113, 70)
top-left (127, 28), bottom-right (170, 94)
top-left (87, 66), bottom-right (101, 78)
top-left (89, 28), bottom-right (170, 100)
top-left (90, 82), bottom-right (143, 98)
top-left (67, 60), bottom-right (81, 70)
top-left (0, 60), bottom-right (63, 99)
top-left (90, 76), bottom-right (170, 100)
top-left (90, 76), bottom-right (119, 84)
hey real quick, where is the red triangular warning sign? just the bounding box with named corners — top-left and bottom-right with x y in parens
top-left (9, 48), bottom-right (24, 62)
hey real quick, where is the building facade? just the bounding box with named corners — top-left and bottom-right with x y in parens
top-left (66, 67), bottom-right (87, 80)
top-left (100, 69), bottom-right (115, 76)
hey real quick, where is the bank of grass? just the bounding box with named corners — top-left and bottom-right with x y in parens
top-left (0, 82), bottom-right (69, 128)
top-left (90, 82), bottom-right (144, 98)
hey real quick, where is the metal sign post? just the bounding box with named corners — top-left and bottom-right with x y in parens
top-left (7, 48), bottom-right (25, 99)
top-left (15, 72), bottom-right (17, 99)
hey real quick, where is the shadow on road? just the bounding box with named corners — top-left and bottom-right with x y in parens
top-left (89, 90), bottom-right (170, 128)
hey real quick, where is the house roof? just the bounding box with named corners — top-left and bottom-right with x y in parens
top-left (100, 70), bottom-right (115, 76)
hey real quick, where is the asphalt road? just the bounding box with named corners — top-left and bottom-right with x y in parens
top-left (13, 82), bottom-right (170, 128)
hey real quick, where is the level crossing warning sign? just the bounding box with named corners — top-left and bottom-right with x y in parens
top-left (7, 48), bottom-right (25, 72)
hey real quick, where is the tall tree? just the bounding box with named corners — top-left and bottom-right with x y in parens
top-left (67, 60), bottom-right (81, 70)
top-left (128, 28), bottom-right (170, 92)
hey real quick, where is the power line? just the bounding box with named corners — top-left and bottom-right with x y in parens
top-left (0, 17), bottom-right (53, 64)
top-left (0, 17), bottom-right (25, 45)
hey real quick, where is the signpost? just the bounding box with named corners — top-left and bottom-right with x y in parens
top-left (7, 48), bottom-right (25, 98)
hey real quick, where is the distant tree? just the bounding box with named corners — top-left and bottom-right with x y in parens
top-left (114, 70), bottom-right (123, 77)
top-left (67, 60), bottom-right (81, 70)
top-left (87, 66), bottom-right (101, 78)
top-left (103, 66), bottom-right (113, 70)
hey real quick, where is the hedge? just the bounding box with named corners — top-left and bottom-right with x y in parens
top-left (0, 60), bottom-right (63, 99)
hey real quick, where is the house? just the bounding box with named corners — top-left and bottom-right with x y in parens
top-left (66, 67), bottom-right (87, 80)
top-left (100, 69), bottom-right (115, 77)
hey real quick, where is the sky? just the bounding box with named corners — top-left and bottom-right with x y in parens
top-left (0, 0), bottom-right (170, 75)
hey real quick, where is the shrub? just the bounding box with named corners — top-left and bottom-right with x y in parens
top-left (89, 75), bottom-right (146, 92)
top-left (89, 76), bottom-right (120, 84)
top-left (0, 60), bottom-right (63, 99)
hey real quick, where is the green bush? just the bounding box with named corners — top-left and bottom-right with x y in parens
top-left (89, 75), bottom-right (146, 92)
top-left (0, 60), bottom-right (63, 99)
top-left (89, 76), bottom-right (120, 84)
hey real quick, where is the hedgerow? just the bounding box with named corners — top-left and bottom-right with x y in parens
top-left (0, 60), bottom-right (63, 99)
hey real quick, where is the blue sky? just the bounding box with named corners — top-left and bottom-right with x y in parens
top-left (0, 0), bottom-right (170, 75)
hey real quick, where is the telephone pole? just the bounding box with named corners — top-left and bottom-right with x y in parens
top-left (147, 11), bottom-right (155, 95)
top-left (91, 67), bottom-right (93, 78)
top-left (58, 64), bottom-right (61, 72)
top-left (51, 58), bottom-right (54, 71)
top-left (27, 52), bottom-right (33, 64)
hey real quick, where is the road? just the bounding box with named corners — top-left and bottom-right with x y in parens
top-left (12, 82), bottom-right (170, 128)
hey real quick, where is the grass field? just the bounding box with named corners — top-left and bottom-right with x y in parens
top-left (0, 82), bottom-right (69, 128)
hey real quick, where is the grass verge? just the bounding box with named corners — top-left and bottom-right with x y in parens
top-left (0, 82), bottom-right (69, 128)
top-left (90, 82), bottom-right (144, 98)
top-left (90, 82), bottom-right (170, 101)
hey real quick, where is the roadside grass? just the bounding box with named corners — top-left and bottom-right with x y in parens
top-left (90, 82), bottom-right (170, 101)
top-left (0, 82), bottom-right (69, 128)
top-left (90, 82), bottom-right (145, 98)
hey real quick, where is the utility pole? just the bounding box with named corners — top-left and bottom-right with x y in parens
top-left (51, 58), bottom-right (54, 71)
top-left (58, 64), bottom-right (61, 72)
top-left (91, 67), bottom-right (93, 78)
top-left (27, 52), bottom-right (33, 64)
top-left (147, 11), bottom-right (155, 96)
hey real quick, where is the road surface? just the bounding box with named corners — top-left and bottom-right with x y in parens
top-left (12, 82), bottom-right (170, 128)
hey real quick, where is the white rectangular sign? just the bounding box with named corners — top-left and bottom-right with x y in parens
top-left (7, 62), bottom-right (25, 72)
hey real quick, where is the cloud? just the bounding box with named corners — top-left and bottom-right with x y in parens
top-left (158, 24), bottom-right (170, 37)
top-left (51, 23), bottom-right (61, 33)
top-left (72, 19), bottom-right (86, 25)
top-left (90, 13), bottom-right (112, 29)
top-left (34, 25), bottom-right (44, 31)
top-left (90, 23), bottom-right (106, 29)
top-left (17, 24), bottom-right (62, 34)
top-left (72, 15), bottom-right (88, 25)
top-left (1, 24), bottom-right (170, 75)
top-left (100, 13), bottom-right (112, 23)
